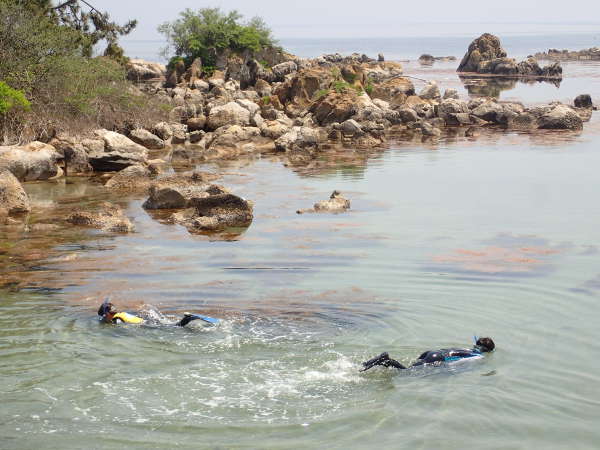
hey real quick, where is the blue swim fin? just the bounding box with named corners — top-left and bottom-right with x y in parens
top-left (179, 312), bottom-right (220, 326)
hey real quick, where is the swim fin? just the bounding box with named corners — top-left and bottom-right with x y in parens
top-left (361, 352), bottom-right (407, 371)
top-left (178, 312), bottom-right (220, 327)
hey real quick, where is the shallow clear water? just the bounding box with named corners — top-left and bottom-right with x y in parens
top-left (3, 56), bottom-right (600, 449)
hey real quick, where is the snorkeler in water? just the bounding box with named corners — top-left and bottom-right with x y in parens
top-left (361, 337), bottom-right (495, 372)
top-left (97, 299), bottom-right (219, 327)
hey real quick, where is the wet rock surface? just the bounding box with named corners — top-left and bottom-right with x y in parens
top-left (67, 202), bottom-right (134, 233)
top-left (173, 193), bottom-right (254, 232)
top-left (297, 191), bottom-right (351, 214)
top-left (458, 33), bottom-right (562, 79)
top-left (0, 169), bottom-right (30, 216)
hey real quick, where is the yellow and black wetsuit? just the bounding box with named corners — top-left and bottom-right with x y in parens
top-left (111, 312), bottom-right (145, 324)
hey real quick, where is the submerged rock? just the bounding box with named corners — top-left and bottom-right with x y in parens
top-left (297, 190), bottom-right (350, 214)
top-left (173, 193), bottom-right (254, 232)
top-left (67, 202), bottom-right (134, 233)
top-left (104, 165), bottom-right (152, 191)
top-left (0, 169), bottom-right (30, 216)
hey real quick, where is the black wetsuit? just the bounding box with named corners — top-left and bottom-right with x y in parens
top-left (362, 346), bottom-right (487, 371)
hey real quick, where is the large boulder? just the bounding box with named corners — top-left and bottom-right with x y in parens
top-left (458, 33), bottom-right (507, 72)
top-left (0, 142), bottom-right (62, 181)
top-left (94, 129), bottom-right (148, 154)
top-left (309, 91), bottom-right (358, 125)
top-left (129, 129), bottom-right (165, 150)
top-left (419, 82), bottom-right (441, 100)
top-left (470, 100), bottom-right (506, 122)
top-left (152, 122), bottom-right (173, 141)
top-left (0, 169), bottom-right (30, 215)
top-left (538, 104), bottom-right (583, 130)
top-left (143, 175), bottom-right (225, 210)
top-left (126, 59), bottom-right (166, 82)
top-left (275, 127), bottom-right (320, 152)
top-left (369, 77), bottom-right (415, 106)
top-left (48, 135), bottom-right (92, 175)
top-left (87, 151), bottom-right (147, 172)
top-left (458, 34), bottom-right (562, 78)
top-left (206, 102), bottom-right (251, 131)
top-left (67, 202), bottom-right (134, 233)
top-left (271, 61), bottom-right (298, 80)
top-left (173, 193), bottom-right (254, 232)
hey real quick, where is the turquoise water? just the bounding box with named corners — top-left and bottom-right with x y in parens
top-left (3, 48), bottom-right (600, 449)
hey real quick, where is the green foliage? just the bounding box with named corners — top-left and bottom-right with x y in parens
top-left (313, 89), bottom-right (330, 100)
top-left (0, 82), bottom-right (30, 115)
top-left (261, 96), bottom-right (271, 105)
top-left (0, 2), bottom-right (165, 143)
top-left (159, 7), bottom-right (277, 68)
top-left (365, 81), bottom-right (374, 96)
top-left (344, 72), bottom-right (358, 84)
top-left (333, 81), bottom-right (351, 93)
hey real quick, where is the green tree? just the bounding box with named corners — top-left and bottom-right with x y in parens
top-left (158, 7), bottom-right (277, 68)
top-left (0, 82), bottom-right (30, 115)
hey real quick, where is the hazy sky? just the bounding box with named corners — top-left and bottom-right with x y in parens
top-left (97, 0), bottom-right (600, 40)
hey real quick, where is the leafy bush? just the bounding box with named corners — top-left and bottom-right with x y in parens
top-left (365, 81), bottom-right (374, 96)
top-left (159, 7), bottom-right (277, 68)
top-left (0, 82), bottom-right (30, 115)
top-left (0, 2), bottom-right (165, 143)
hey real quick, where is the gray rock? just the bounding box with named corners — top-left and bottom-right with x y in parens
top-left (171, 124), bottom-right (187, 144)
top-left (206, 102), bottom-right (251, 131)
top-left (176, 193), bottom-right (254, 231)
top-left (94, 129), bottom-right (148, 154)
top-left (271, 61), bottom-right (298, 80)
top-left (187, 116), bottom-right (207, 132)
top-left (151, 122), bottom-right (172, 142)
top-left (0, 169), bottom-right (30, 215)
top-left (297, 190), bottom-right (350, 214)
top-left (470, 101), bottom-right (505, 122)
top-left (88, 151), bottom-right (148, 172)
top-left (143, 181), bottom-right (226, 210)
top-left (419, 82), bottom-right (441, 100)
top-left (129, 129), bottom-right (165, 150)
top-left (104, 165), bottom-right (152, 191)
top-left (538, 104), bottom-right (583, 130)
top-left (0, 142), bottom-right (62, 181)
top-left (443, 88), bottom-right (460, 100)
top-left (67, 202), bottom-right (134, 233)
top-left (341, 119), bottom-right (363, 135)
top-left (574, 94), bottom-right (593, 108)
top-left (398, 107), bottom-right (419, 123)
top-left (275, 127), bottom-right (319, 152)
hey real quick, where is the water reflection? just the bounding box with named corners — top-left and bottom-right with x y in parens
top-left (459, 76), bottom-right (562, 98)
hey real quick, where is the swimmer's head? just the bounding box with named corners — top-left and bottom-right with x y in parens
top-left (98, 301), bottom-right (117, 318)
top-left (476, 337), bottom-right (495, 352)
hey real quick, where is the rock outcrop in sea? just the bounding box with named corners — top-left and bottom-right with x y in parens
top-left (457, 33), bottom-right (562, 79)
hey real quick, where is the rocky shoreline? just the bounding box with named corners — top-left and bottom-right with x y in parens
top-left (534, 47), bottom-right (600, 62)
top-left (1, 33), bottom-right (596, 234)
